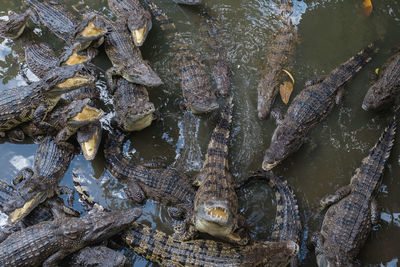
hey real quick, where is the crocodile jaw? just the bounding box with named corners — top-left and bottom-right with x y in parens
top-left (194, 201), bottom-right (234, 236)
top-left (56, 75), bottom-right (94, 89)
top-left (69, 106), bottom-right (104, 127)
top-left (122, 113), bottom-right (154, 132)
top-left (79, 126), bottom-right (102, 161)
top-left (8, 192), bottom-right (44, 224)
top-left (65, 50), bottom-right (88, 66)
top-left (132, 26), bottom-right (147, 46)
top-left (262, 159), bottom-right (279, 171)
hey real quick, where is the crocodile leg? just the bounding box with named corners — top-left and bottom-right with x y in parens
top-left (57, 185), bottom-right (75, 207)
top-left (7, 128), bottom-right (25, 143)
top-left (371, 198), bottom-right (379, 225)
top-left (124, 180), bottom-right (146, 204)
top-left (172, 221), bottom-right (197, 241)
top-left (13, 168), bottom-right (34, 185)
top-left (33, 104), bottom-right (56, 133)
top-left (105, 67), bottom-right (120, 94)
top-left (319, 185), bottom-right (351, 210)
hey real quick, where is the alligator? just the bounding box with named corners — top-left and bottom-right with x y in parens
top-left (142, 0), bottom-right (219, 114)
top-left (0, 9), bottom-right (31, 39)
top-left (362, 50), bottom-right (400, 111)
top-left (67, 246), bottom-right (126, 267)
top-left (0, 207), bottom-right (142, 266)
top-left (248, 171), bottom-right (302, 267)
top-left (113, 77), bottom-right (155, 131)
top-left (23, 0), bottom-right (107, 49)
top-left (91, 11), bottom-right (162, 90)
top-left (1, 137), bottom-right (75, 225)
top-left (108, 0), bottom-right (152, 46)
top-left (123, 222), bottom-right (298, 267)
top-left (103, 127), bottom-right (195, 220)
top-left (257, 0), bottom-right (297, 120)
top-left (262, 44), bottom-right (377, 171)
top-left (199, 9), bottom-right (232, 97)
top-left (0, 63), bottom-right (94, 134)
top-left (310, 117), bottom-right (396, 266)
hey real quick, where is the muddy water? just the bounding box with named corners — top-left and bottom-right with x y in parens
top-left (0, 0), bottom-right (400, 266)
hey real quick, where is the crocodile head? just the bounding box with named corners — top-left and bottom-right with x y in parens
top-left (128, 9), bottom-right (152, 46)
top-left (123, 62), bottom-right (163, 87)
top-left (77, 123), bottom-right (102, 160)
top-left (59, 208), bottom-right (142, 248)
top-left (362, 81), bottom-right (395, 111)
top-left (75, 14), bottom-right (107, 50)
top-left (0, 9), bottom-right (31, 39)
top-left (67, 103), bottom-right (104, 128)
top-left (189, 97), bottom-right (219, 114)
top-left (194, 199), bottom-right (236, 237)
top-left (213, 59), bottom-right (231, 97)
top-left (116, 102), bottom-right (155, 132)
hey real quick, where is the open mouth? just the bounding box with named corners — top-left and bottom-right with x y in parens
top-left (79, 126), bottom-right (102, 161)
top-left (57, 75), bottom-right (92, 88)
top-left (262, 160), bottom-right (279, 171)
top-left (9, 193), bottom-right (42, 224)
top-left (205, 206), bottom-right (228, 221)
top-left (64, 49), bottom-right (88, 66)
top-left (124, 113), bottom-right (154, 132)
top-left (79, 21), bottom-right (105, 38)
top-left (133, 25), bottom-right (147, 45)
top-left (71, 106), bottom-right (104, 123)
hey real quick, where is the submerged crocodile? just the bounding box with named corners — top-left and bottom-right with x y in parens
top-left (0, 207), bottom-right (142, 266)
top-left (362, 50), bottom-right (400, 111)
top-left (103, 128), bottom-right (195, 219)
top-left (187, 97), bottom-right (249, 244)
top-left (0, 64), bottom-right (94, 134)
top-left (67, 246), bottom-right (126, 267)
top-left (311, 117), bottom-right (396, 266)
top-left (262, 44), bottom-right (376, 171)
top-left (0, 9), bottom-right (31, 39)
top-left (24, 0), bottom-right (107, 49)
top-left (1, 137), bottom-right (75, 225)
top-left (113, 77), bottom-right (155, 132)
top-left (92, 11), bottom-right (162, 90)
top-left (199, 9), bottom-right (232, 97)
top-left (257, 0), bottom-right (297, 119)
top-left (143, 0), bottom-right (219, 114)
top-left (172, 0), bottom-right (203, 5)
top-left (108, 0), bottom-right (152, 46)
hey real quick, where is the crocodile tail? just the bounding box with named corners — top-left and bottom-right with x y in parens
top-left (327, 43), bottom-right (377, 90)
top-left (142, 0), bottom-right (176, 31)
top-left (72, 170), bottom-right (107, 212)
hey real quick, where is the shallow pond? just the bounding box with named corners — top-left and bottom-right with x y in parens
top-left (0, 0), bottom-right (400, 266)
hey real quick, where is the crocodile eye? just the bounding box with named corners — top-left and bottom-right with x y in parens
top-left (63, 230), bottom-right (80, 240)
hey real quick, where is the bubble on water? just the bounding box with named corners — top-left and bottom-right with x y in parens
top-left (9, 155), bottom-right (34, 171)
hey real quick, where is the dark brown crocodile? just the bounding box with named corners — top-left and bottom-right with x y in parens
top-left (262, 44), bottom-right (376, 171)
top-left (362, 50), bottom-right (400, 111)
top-left (143, 0), bottom-right (219, 114)
top-left (108, 0), bottom-right (152, 46)
top-left (24, 0), bottom-right (107, 49)
top-left (113, 77), bottom-right (155, 131)
top-left (103, 127), bottom-right (195, 220)
top-left (310, 117), bottom-right (396, 266)
top-left (257, 0), bottom-right (297, 120)
top-left (123, 222), bottom-right (298, 267)
top-left (0, 207), bottom-right (142, 266)
top-left (0, 9), bottom-right (31, 39)
top-left (199, 9), bottom-right (232, 97)
top-left (189, 97), bottom-right (249, 244)
top-left (1, 137), bottom-right (75, 225)
top-left (0, 63), bottom-right (94, 134)
top-left (91, 11), bottom-right (162, 90)
top-left (67, 246), bottom-right (126, 267)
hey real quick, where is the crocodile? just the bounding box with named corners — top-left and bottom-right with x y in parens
top-left (143, 0), bottom-right (219, 114)
top-left (1, 137), bottom-right (75, 225)
top-left (108, 0), bottom-right (152, 46)
top-left (0, 63), bottom-right (95, 134)
top-left (310, 117), bottom-right (396, 266)
top-left (123, 222), bottom-right (298, 267)
top-left (0, 9), bottom-right (31, 39)
top-left (112, 77), bottom-right (155, 131)
top-left (172, 0), bottom-right (203, 5)
top-left (103, 127), bottom-right (195, 220)
top-left (257, 0), bottom-right (297, 120)
top-left (0, 207), bottom-right (142, 266)
top-left (262, 44), bottom-right (376, 171)
top-left (362, 50), bottom-right (400, 111)
top-left (92, 11), bottom-right (162, 90)
top-left (67, 246), bottom-right (126, 267)
top-left (184, 97), bottom-right (250, 245)
top-left (199, 9), bottom-right (232, 97)
top-left (24, 0), bottom-right (107, 49)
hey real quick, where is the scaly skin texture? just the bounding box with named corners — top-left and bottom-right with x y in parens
top-left (249, 171), bottom-right (302, 267)
top-left (362, 51), bottom-right (400, 110)
top-left (257, 0), bottom-right (297, 119)
top-left (191, 97), bottom-right (247, 244)
top-left (311, 118), bottom-right (396, 266)
top-left (113, 77), bottom-right (155, 132)
top-left (103, 128), bottom-right (195, 219)
top-left (123, 222), bottom-right (298, 267)
top-left (0, 64), bottom-right (93, 132)
top-left (108, 0), bottom-right (152, 46)
top-left (143, 0), bottom-right (219, 114)
top-left (92, 12), bottom-right (162, 89)
top-left (0, 9), bottom-right (31, 39)
top-left (199, 9), bottom-right (232, 97)
top-left (1, 137), bottom-right (75, 225)
top-left (262, 44), bottom-right (376, 171)
top-left (68, 246), bottom-right (126, 267)
top-left (0, 208), bottom-right (142, 267)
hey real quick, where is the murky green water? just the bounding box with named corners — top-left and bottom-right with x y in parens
top-left (1, 0), bottom-right (400, 266)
